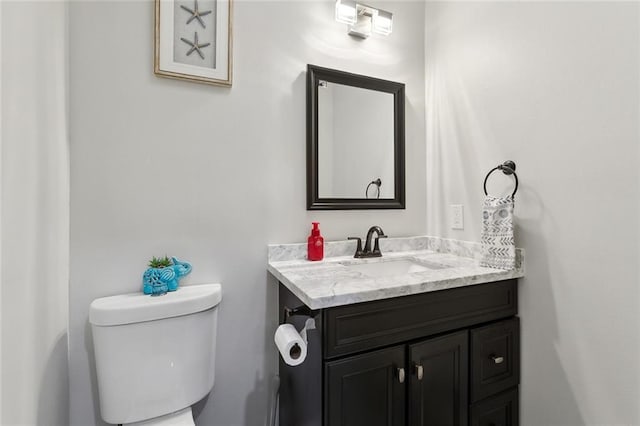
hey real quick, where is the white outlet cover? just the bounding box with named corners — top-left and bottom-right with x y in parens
top-left (451, 204), bottom-right (464, 230)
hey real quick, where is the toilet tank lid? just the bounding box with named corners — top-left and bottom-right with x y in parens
top-left (89, 283), bottom-right (222, 326)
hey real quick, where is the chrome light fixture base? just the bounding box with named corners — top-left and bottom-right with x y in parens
top-left (335, 0), bottom-right (393, 39)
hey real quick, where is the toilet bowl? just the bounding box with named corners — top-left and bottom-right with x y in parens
top-left (90, 283), bottom-right (222, 425)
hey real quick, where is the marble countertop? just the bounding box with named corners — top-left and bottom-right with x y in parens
top-left (268, 236), bottom-right (524, 309)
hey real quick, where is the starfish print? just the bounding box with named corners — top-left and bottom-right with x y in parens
top-left (180, 0), bottom-right (212, 28)
top-left (180, 32), bottom-right (211, 59)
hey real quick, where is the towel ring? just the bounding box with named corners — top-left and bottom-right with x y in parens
top-left (483, 160), bottom-right (518, 198)
top-left (365, 178), bottom-right (382, 199)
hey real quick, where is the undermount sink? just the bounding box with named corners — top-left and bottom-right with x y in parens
top-left (341, 259), bottom-right (444, 278)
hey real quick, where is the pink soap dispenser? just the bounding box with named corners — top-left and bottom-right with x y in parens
top-left (307, 222), bottom-right (324, 261)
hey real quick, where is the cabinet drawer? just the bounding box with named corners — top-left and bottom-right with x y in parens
top-left (324, 280), bottom-right (517, 359)
top-left (471, 318), bottom-right (520, 402)
top-left (470, 387), bottom-right (519, 426)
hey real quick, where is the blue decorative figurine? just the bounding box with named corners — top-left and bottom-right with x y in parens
top-left (143, 256), bottom-right (192, 296)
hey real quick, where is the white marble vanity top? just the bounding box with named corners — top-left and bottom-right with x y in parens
top-left (268, 236), bottom-right (524, 309)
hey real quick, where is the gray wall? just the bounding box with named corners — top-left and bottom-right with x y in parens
top-left (425, 2), bottom-right (640, 424)
top-left (1, 1), bottom-right (69, 425)
top-left (68, 1), bottom-right (425, 425)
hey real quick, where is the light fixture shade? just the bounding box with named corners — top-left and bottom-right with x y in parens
top-left (335, 0), bottom-right (357, 25)
top-left (372, 9), bottom-right (393, 35)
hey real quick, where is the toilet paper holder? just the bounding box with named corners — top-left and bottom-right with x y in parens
top-left (282, 305), bottom-right (319, 323)
top-left (276, 305), bottom-right (318, 367)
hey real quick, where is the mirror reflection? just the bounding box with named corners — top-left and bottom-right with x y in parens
top-left (317, 82), bottom-right (395, 199)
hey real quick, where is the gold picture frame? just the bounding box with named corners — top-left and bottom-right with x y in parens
top-left (155, 0), bottom-right (233, 87)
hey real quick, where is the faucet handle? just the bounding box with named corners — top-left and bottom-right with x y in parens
top-left (348, 237), bottom-right (364, 258)
top-left (373, 235), bottom-right (388, 254)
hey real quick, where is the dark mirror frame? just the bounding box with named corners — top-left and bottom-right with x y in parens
top-left (306, 64), bottom-right (406, 210)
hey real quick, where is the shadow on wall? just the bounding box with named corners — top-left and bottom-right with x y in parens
top-left (37, 333), bottom-right (70, 426)
top-left (515, 187), bottom-right (584, 425)
top-left (242, 272), bottom-right (279, 426)
top-left (192, 393), bottom-right (210, 420)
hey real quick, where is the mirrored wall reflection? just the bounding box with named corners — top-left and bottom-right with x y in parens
top-left (317, 82), bottom-right (395, 199)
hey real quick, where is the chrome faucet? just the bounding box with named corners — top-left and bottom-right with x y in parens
top-left (348, 226), bottom-right (387, 258)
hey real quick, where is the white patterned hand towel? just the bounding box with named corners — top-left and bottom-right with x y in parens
top-left (480, 195), bottom-right (515, 270)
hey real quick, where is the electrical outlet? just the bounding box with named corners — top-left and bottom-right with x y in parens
top-left (451, 204), bottom-right (464, 230)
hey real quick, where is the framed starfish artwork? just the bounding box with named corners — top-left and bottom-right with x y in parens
top-left (155, 0), bottom-right (232, 86)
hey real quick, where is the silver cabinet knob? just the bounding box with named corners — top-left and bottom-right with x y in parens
top-left (397, 367), bottom-right (405, 383)
top-left (491, 355), bottom-right (504, 364)
top-left (414, 363), bottom-right (424, 381)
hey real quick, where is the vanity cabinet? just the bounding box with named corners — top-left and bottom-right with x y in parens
top-left (278, 279), bottom-right (519, 426)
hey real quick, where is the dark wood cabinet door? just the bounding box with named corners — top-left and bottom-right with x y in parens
top-left (470, 387), bottom-right (519, 426)
top-left (408, 330), bottom-right (469, 426)
top-left (325, 345), bottom-right (406, 426)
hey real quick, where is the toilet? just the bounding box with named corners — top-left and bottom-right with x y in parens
top-left (89, 283), bottom-right (222, 425)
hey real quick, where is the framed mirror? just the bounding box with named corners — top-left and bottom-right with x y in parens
top-left (307, 65), bottom-right (405, 210)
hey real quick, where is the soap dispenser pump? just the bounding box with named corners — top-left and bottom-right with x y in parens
top-left (307, 222), bottom-right (324, 261)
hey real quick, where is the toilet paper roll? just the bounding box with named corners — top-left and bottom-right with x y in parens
top-left (275, 323), bottom-right (308, 366)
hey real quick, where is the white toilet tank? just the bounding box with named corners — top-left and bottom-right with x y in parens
top-left (90, 283), bottom-right (222, 425)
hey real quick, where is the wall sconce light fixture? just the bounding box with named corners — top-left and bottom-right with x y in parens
top-left (335, 0), bottom-right (393, 39)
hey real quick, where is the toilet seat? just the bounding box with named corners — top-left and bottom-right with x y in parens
top-left (124, 407), bottom-right (195, 426)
